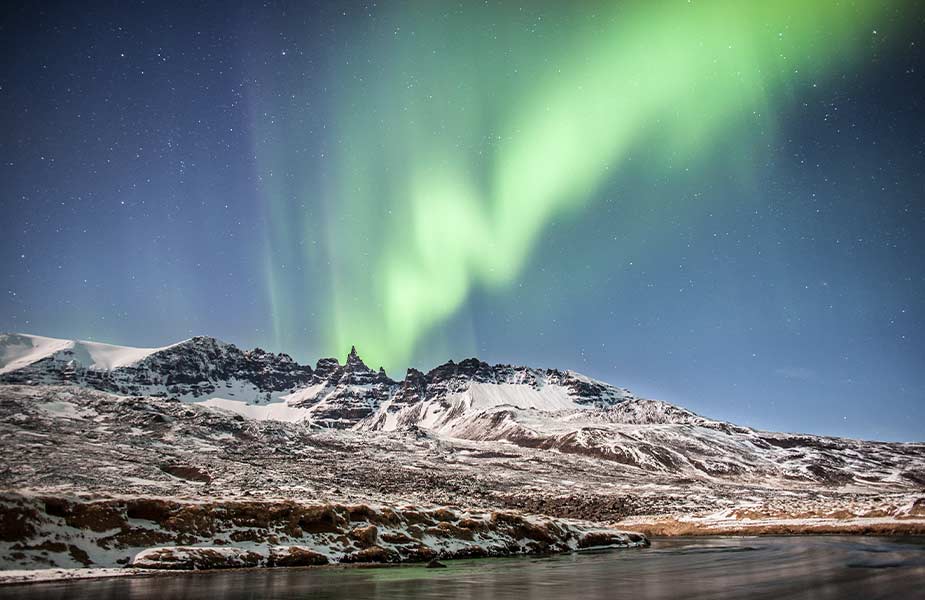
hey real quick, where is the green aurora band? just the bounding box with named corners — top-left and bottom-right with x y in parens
top-left (260, 0), bottom-right (885, 371)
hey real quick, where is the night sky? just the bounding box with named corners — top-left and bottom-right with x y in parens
top-left (2, 1), bottom-right (924, 441)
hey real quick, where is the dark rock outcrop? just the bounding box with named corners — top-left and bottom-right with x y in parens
top-left (0, 493), bottom-right (647, 570)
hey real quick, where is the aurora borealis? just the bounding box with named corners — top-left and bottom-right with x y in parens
top-left (296, 1), bottom-right (882, 369)
top-left (3, 1), bottom-right (924, 440)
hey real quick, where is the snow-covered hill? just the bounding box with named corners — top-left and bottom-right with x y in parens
top-left (0, 333), bottom-right (314, 402)
top-left (0, 333), bottom-right (174, 374)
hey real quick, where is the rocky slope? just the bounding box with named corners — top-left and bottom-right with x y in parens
top-left (0, 384), bottom-right (921, 528)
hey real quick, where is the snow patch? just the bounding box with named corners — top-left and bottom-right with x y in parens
top-left (201, 397), bottom-right (314, 422)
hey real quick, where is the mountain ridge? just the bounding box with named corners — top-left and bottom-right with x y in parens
top-left (2, 332), bottom-right (923, 491)
top-left (0, 332), bottom-right (640, 426)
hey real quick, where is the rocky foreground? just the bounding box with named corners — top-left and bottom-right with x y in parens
top-left (0, 492), bottom-right (646, 573)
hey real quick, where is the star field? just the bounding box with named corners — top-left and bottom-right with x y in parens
top-left (1, 1), bottom-right (924, 441)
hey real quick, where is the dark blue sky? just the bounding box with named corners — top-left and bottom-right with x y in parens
top-left (2, 1), bottom-right (924, 441)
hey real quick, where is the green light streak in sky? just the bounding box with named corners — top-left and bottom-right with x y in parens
top-left (264, 1), bottom-right (882, 370)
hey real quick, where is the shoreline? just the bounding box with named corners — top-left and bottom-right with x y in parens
top-left (2, 530), bottom-right (923, 587)
top-left (616, 518), bottom-right (925, 537)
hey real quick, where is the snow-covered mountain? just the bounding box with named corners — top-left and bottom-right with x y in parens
top-left (0, 333), bottom-right (640, 429)
top-left (1, 332), bottom-right (922, 490)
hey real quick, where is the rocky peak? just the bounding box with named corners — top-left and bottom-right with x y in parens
top-left (312, 347), bottom-right (380, 386)
top-left (391, 367), bottom-right (427, 405)
top-left (375, 367), bottom-right (394, 384)
top-left (136, 337), bottom-right (244, 378)
top-left (340, 347), bottom-right (381, 386)
top-left (344, 346), bottom-right (372, 373)
top-left (135, 337), bottom-right (314, 393)
top-left (180, 336), bottom-right (233, 352)
top-left (423, 358), bottom-right (501, 392)
top-left (313, 358), bottom-right (341, 380)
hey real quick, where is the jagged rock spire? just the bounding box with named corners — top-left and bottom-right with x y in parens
top-left (344, 345), bottom-right (374, 375)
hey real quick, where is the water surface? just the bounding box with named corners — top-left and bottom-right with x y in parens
top-left (4, 536), bottom-right (924, 599)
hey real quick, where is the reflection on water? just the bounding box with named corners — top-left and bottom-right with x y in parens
top-left (3, 536), bottom-right (924, 599)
